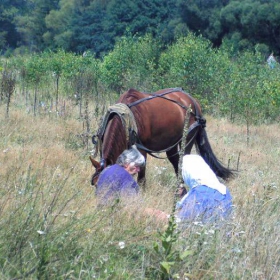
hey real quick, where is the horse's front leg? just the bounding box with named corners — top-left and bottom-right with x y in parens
top-left (166, 146), bottom-right (180, 175)
top-left (138, 166), bottom-right (146, 188)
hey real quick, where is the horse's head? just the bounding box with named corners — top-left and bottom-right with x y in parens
top-left (89, 103), bottom-right (135, 186)
top-left (89, 156), bottom-right (106, 186)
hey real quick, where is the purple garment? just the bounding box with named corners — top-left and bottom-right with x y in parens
top-left (96, 164), bottom-right (139, 203)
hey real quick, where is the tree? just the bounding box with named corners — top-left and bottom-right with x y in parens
top-left (15, 0), bottom-right (59, 52)
top-left (100, 34), bottom-right (160, 93)
top-left (72, 0), bottom-right (112, 56)
top-left (73, 0), bottom-right (177, 57)
top-left (220, 0), bottom-right (280, 55)
top-left (44, 0), bottom-right (78, 51)
top-left (0, 0), bottom-right (24, 52)
top-left (177, 0), bottom-right (229, 47)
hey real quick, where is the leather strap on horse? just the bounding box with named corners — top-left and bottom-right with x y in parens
top-left (128, 87), bottom-right (190, 111)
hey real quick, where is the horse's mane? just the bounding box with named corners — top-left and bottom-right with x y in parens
top-left (102, 115), bottom-right (127, 165)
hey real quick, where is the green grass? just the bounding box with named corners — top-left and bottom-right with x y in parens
top-left (0, 95), bottom-right (279, 279)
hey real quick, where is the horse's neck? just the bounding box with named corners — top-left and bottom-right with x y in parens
top-left (102, 116), bottom-right (127, 165)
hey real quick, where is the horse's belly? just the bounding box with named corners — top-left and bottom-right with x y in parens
top-left (140, 122), bottom-right (184, 151)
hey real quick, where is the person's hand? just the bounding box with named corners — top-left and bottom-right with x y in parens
top-left (144, 208), bottom-right (169, 222)
top-left (177, 184), bottom-right (187, 198)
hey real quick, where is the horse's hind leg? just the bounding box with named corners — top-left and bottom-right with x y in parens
top-left (166, 146), bottom-right (180, 175)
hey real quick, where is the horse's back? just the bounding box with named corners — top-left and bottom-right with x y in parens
top-left (118, 88), bottom-right (198, 112)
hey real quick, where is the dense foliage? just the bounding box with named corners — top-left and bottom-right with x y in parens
top-left (1, 33), bottom-right (280, 129)
top-left (1, 0), bottom-right (280, 57)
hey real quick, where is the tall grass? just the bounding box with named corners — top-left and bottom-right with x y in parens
top-left (0, 95), bottom-right (279, 279)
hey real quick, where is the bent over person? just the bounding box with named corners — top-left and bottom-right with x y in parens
top-left (96, 146), bottom-right (145, 204)
top-left (176, 154), bottom-right (233, 223)
top-left (95, 146), bottom-right (168, 222)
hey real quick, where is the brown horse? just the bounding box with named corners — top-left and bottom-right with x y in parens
top-left (90, 88), bottom-right (234, 186)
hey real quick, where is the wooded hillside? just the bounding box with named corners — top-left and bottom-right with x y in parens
top-left (1, 0), bottom-right (280, 57)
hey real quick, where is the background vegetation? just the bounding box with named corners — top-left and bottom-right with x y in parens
top-left (1, 0), bottom-right (280, 58)
top-left (2, 33), bottom-right (280, 127)
top-left (0, 31), bottom-right (280, 279)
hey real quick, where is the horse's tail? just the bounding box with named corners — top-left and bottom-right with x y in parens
top-left (195, 127), bottom-right (235, 181)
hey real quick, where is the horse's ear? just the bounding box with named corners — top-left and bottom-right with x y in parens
top-left (89, 156), bottom-right (100, 169)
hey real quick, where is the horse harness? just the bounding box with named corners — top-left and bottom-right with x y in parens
top-left (92, 87), bottom-right (206, 159)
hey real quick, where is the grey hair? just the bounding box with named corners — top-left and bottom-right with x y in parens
top-left (116, 146), bottom-right (145, 167)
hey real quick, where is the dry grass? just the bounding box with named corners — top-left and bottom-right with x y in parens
top-left (0, 99), bottom-right (279, 279)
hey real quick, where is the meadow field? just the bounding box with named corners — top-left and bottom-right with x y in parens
top-left (0, 94), bottom-right (279, 280)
